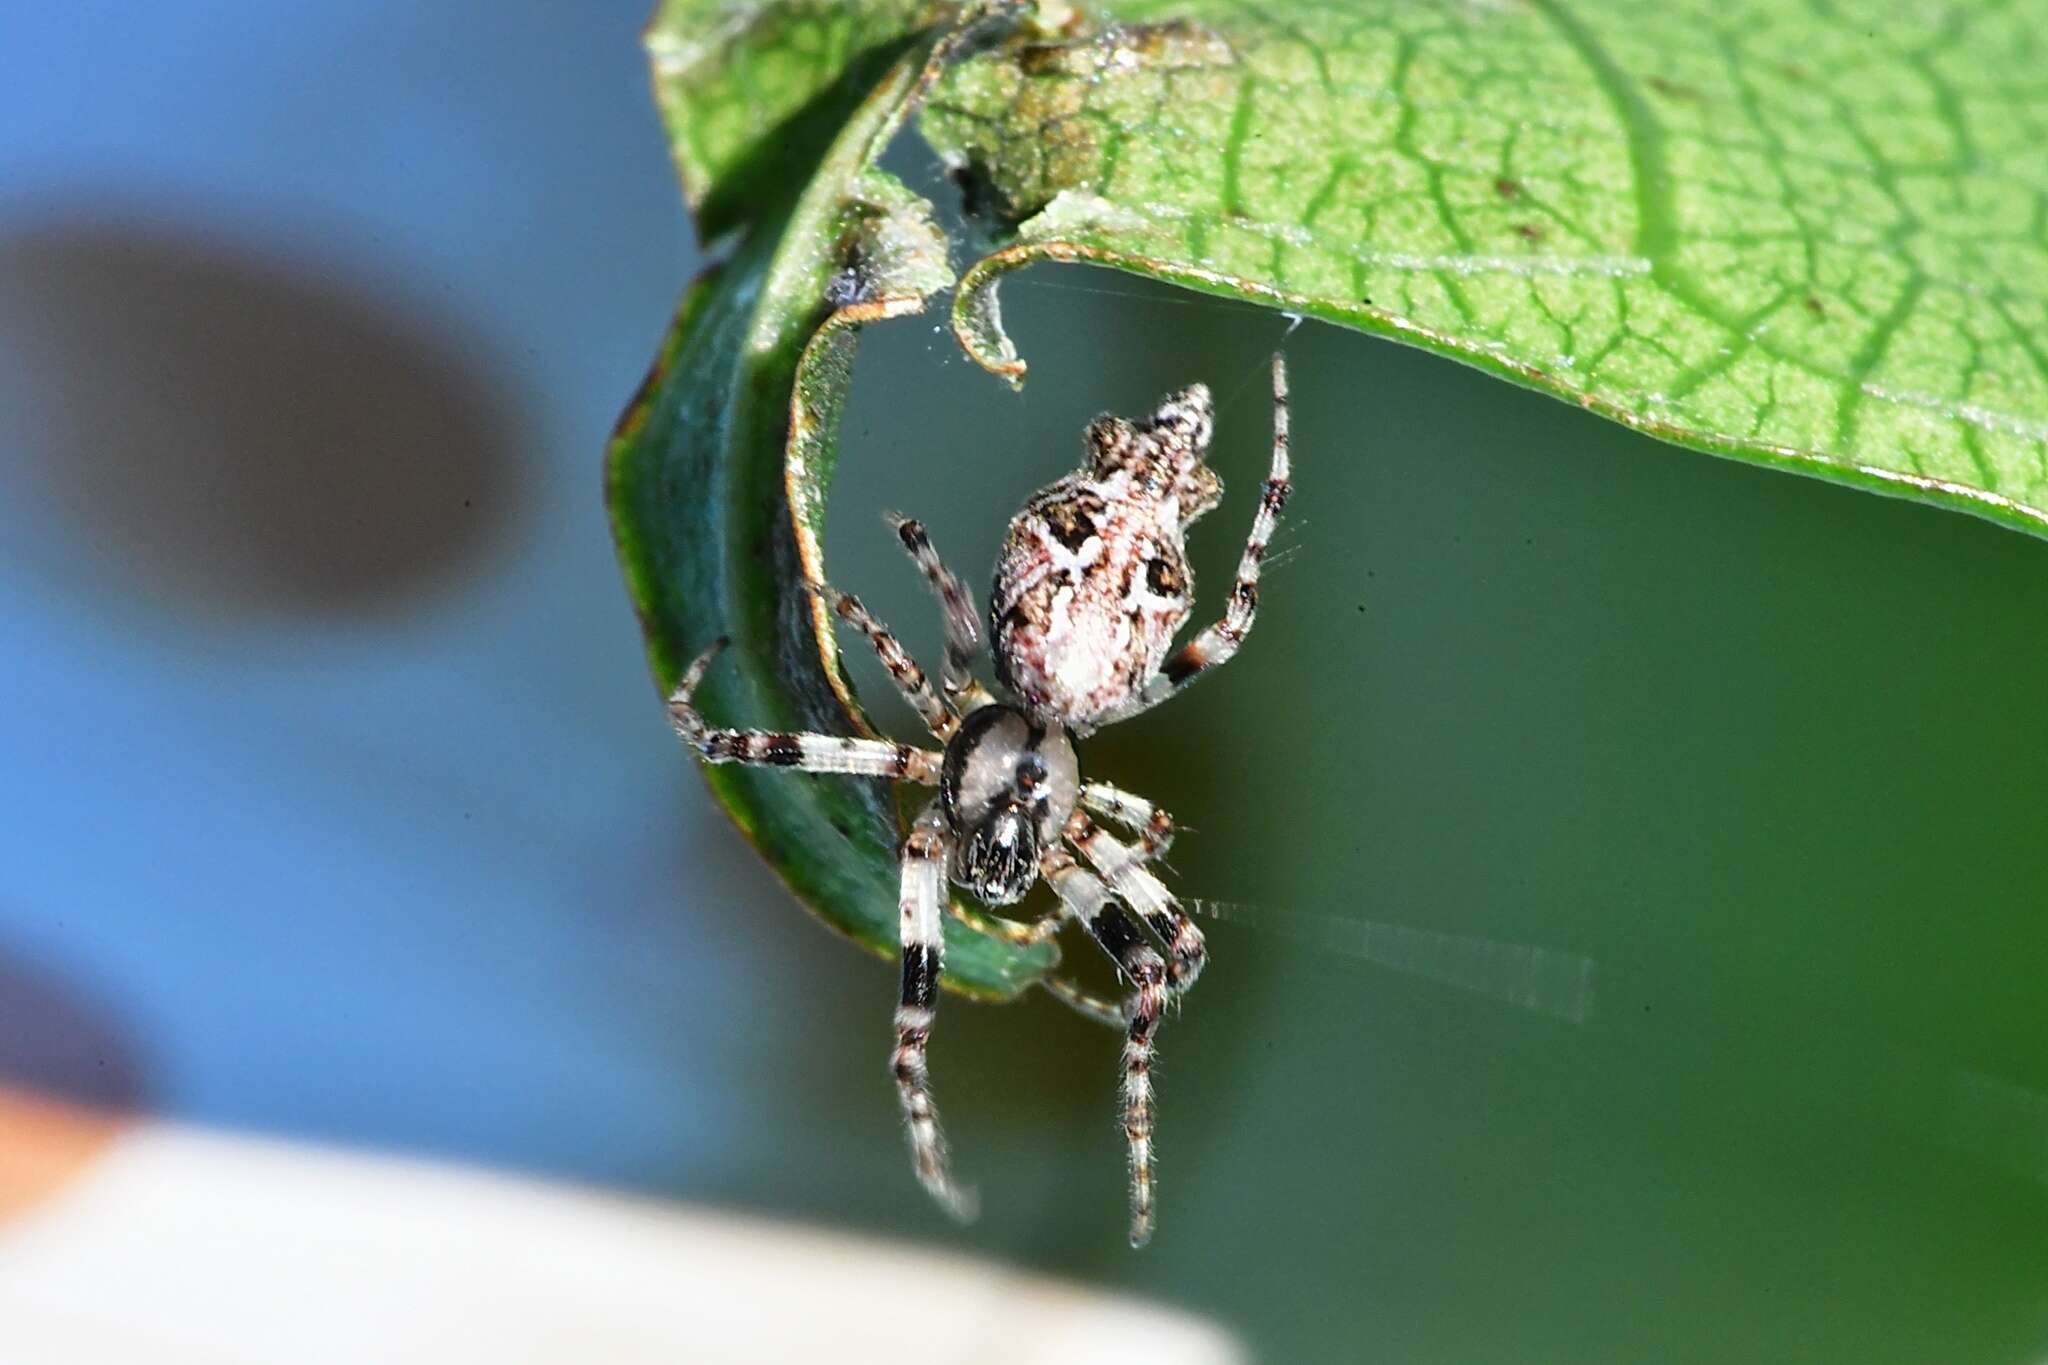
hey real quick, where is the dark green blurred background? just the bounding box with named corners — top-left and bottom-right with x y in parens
top-left (5, 2), bottom-right (2046, 1359)
top-left (819, 266), bottom-right (2048, 1360)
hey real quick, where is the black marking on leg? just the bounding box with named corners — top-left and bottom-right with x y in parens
top-left (900, 944), bottom-right (940, 1010)
top-left (762, 735), bottom-right (804, 766)
top-left (1091, 908), bottom-right (1147, 968)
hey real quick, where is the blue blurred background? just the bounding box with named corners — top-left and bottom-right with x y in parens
top-left (0, 0), bottom-right (725, 1177)
top-left (10, 4), bottom-right (2048, 1361)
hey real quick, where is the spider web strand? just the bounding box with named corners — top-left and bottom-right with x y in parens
top-left (1188, 897), bottom-right (1596, 1024)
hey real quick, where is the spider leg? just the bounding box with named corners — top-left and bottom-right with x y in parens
top-left (668, 638), bottom-right (940, 781)
top-left (815, 585), bottom-right (958, 740)
top-left (1098, 352), bottom-right (1292, 726)
top-left (1066, 812), bottom-right (1206, 994)
top-left (1037, 973), bottom-right (1127, 1030)
top-left (1043, 848), bottom-right (1169, 1248)
top-left (1077, 780), bottom-right (1178, 861)
top-left (890, 516), bottom-right (995, 712)
top-left (941, 896), bottom-right (1066, 948)
top-left (895, 800), bottom-right (976, 1222)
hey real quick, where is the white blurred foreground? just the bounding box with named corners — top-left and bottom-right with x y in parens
top-left (0, 1119), bottom-right (1243, 1364)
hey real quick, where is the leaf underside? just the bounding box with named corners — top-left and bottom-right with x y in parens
top-left (613, 3), bottom-right (1061, 1000)
top-left (611, 0), bottom-right (2048, 1002)
top-left (927, 0), bottom-right (2048, 533)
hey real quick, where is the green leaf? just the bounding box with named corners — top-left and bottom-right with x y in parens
top-left (613, 0), bottom-right (2048, 1005)
top-left (644, 0), bottom-right (933, 235)
top-left (609, 5), bottom-right (1063, 1001)
top-left (924, 0), bottom-right (2048, 536)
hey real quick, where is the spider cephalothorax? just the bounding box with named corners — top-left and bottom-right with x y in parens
top-left (940, 704), bottom-right (1080, 905)
top-left (666, 355), bottom-right (1293, 1246)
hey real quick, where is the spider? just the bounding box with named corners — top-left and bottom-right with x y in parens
top-left (668, 354), bottom-right (1292, 1246)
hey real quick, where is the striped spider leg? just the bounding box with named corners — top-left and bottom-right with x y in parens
top-left (1039, 847), bottom-right (1172, 1247)
top-left (890, 515), bottom-right (991, 713)
top-left (670, 611), bottom-right (1074, 1224)
top-left (1065, 811), bottom-right (1205, 994)
top-left (668, 632), bottom-right (979, 1217)
top-left (895, 798), bottom-right (975, 1219)
top-left (666, 638), bottom-right (941, 783)
top-left (811, 583), bottom-right (960, 740)
top-left (1077, 779), bottom-right (1178, 862)
top-left (1093, 352), bottom-right (1293, 729)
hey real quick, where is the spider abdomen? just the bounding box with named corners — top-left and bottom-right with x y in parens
top-left (990, 479), bottom-right (1194, 729)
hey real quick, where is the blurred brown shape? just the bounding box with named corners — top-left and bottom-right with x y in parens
top-left (0, 216), bottom-right (522, 615)
top-left (0, 1088), bottom-right (122, 1221)
top-left (0, 943), bottom-right (141, 1218)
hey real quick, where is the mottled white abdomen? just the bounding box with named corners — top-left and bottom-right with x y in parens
top-left (990, 471), bottom-right (1194, 729)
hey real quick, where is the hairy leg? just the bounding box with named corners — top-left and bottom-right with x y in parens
top-left (891, 516), bottom-right (993, 712)
top-left (816, 586), bottom-right (957, 740)
top-left (667, 638), bottom-right (940, 782)
top-left (894, 801), bottom-right (975, 1221)
top-left (1044, 849), bottom-right (1170, 1247)
top-left (1099, 352), bottom-right (1293, 725)
top-left (1078, 780), bottom-right (1178, 861)
top-left (1066, 812), bottom-right (1206, 994)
